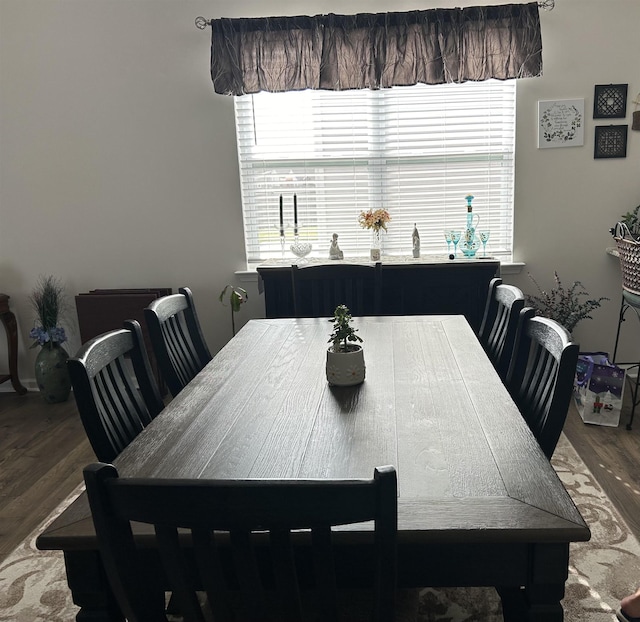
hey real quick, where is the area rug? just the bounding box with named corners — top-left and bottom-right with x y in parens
top-left (1, 434), bottom-right (639, 621)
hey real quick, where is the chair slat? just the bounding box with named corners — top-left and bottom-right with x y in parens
top-left (231, 529), bottom-right (269, 622)
top-left (312, 525), bottom-right (339, 622)
top-left (270, 528), bottom-right (303, 622)
top-left (193, 528), bottom-right (236, 622)
top-left (155, 525), bottom-right (205, 622)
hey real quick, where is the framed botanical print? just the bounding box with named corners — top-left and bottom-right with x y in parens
top-left (538, 99), bottom-right (584, 148)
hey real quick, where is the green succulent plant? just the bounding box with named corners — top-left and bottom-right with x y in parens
top-left (328, 304), bottom-right (363, 352)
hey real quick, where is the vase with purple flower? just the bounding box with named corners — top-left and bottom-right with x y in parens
top-left (29, 275), bottom-right (71, 403)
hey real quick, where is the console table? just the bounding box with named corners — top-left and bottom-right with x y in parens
top-left (0, 294), bottom-right (27, 394)
top-left (257, 256), bottom-right (500, 332)
top-left (75, 288), bottom-right (172, 394)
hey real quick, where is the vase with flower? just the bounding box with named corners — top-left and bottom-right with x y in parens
top-left (358, 208), bottom-right (391, 261)
top-left (29, 275), bottom-right (71, 403)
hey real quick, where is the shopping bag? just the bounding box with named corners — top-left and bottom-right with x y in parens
top-left (573, 352), bottom-right (625, 427)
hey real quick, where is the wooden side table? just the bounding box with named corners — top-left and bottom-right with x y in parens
top-left (0, 294), bottom-right (27, 395)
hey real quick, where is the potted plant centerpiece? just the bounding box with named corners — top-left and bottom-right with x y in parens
top-left (326, 304), bottom-right (365, 386)
top-left (29, 275), bottom-right (71, 403)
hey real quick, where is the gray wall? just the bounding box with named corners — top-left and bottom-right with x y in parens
top-left (1, 0), bottom-right (639, 387)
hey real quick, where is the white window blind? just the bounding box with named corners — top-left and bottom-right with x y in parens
top-left (234, 80), bottom-right (516, 263)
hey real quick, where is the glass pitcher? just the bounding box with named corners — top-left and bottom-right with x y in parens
top-left (460, 194), bottom-right (480, 257)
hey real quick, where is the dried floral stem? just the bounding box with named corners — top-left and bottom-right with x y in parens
top-left (29, 275), bottom-right (68, 347)
top-left (30, 275), bottom-right (66, 329)
top-left (526, 271), bottom-right (608, 333)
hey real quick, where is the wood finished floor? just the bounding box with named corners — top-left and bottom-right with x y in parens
top-left (0, 388), bottom-right (639, 565)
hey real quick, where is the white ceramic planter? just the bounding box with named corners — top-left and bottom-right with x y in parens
top-left (326, 345), bottom-right (365, 386)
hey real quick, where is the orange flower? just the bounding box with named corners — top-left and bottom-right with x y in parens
top-left (358, 209), bottom-right (391, 232)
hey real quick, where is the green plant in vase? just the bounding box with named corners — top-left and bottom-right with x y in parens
top-left (618, 204), bottom-right (640, 239)
top-left (219, 284), bottom-right (248, 337)
top-left (29, 275), bottom-right (71, 403)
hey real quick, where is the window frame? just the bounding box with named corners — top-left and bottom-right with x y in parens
top-left (234, 80), bottom-right (516, 264)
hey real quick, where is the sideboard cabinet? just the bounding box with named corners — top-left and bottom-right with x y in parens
top-left (257, 257), bottom-right (500, 333)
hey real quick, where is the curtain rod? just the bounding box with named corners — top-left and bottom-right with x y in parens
top-left (195, 1), bottom-right (554, 28)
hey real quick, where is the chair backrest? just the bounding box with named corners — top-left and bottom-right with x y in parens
top-left (506, 309), bottom-right (579, 459)
top-left (84, 463), bottom-right (398, 622)
top-left (478, 278), bottom-right (526, 380)
top-left (144, 287), bottom-right (212, 397)
top-left (291, 263), bottom-right (382, 318)
top-left (68, 320), bottom-right (164, 463)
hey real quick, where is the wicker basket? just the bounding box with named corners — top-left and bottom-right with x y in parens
top-left (613, 222), bottom-right (640, 296)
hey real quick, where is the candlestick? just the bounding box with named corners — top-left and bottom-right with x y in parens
top-left (279, 195), bottom-right (284, 237)
top-left (293, 194), bottom-right (298, 236)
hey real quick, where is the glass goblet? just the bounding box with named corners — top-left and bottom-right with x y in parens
top-left (444, 230), bottom-right (453, 254)
top-left (450, 230), bottom-right (462, 257)
top-left (479, 231), bottom-right (490, 257)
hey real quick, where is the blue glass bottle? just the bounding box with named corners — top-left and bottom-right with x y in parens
top-left (461, 194), bottom-right (480, 257)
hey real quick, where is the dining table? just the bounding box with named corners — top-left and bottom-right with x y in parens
top-left (37, 315), bottom-right (590, 622)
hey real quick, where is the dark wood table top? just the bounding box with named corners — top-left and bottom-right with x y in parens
top-left (38, 315), bottom-right (589, 550)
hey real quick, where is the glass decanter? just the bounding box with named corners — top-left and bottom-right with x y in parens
top-left (460, 194), bottom-right (480, 258)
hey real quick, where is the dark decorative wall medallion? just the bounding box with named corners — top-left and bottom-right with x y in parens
top-left (593, 84), bottom-right (628, 119)
top-left (594, 125), bottom-right (628, 159)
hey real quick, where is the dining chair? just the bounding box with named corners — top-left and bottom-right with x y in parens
top-left (506, 308), bottom-right (580, 460)
top-left (67, 320), bottom-right (164, 463)
top-left (144, 287), bottom-right (212, 397)
top-left (478, 278), bottom-right (526, 380)
top-left (83, 463), bottom-right (398, 622)
top-left (291, 262), bottom-right (382, 318)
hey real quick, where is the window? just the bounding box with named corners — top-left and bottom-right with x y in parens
top-left (234, 80), bottom-right (516, 264)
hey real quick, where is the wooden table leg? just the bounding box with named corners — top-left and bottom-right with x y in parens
top-left (499, 543), bottom-right (568, 622)
top-left (64, 550), bottom-right (125, 622)
top-left (0, 294), bottom-right (27, 395)
top-left (64, 549), bottom-right (167, 622)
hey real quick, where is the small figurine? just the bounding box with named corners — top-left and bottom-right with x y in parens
top-left (412, 223), bottom-right (420, 258)
top-left (329, 233), bottom-right (344, 260)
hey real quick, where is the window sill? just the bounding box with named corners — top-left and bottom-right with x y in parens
top-left (237, 259), bottom-right (525, 282)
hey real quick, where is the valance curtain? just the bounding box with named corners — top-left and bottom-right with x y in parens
top-left (209, 3), bottom-right (542, 95)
